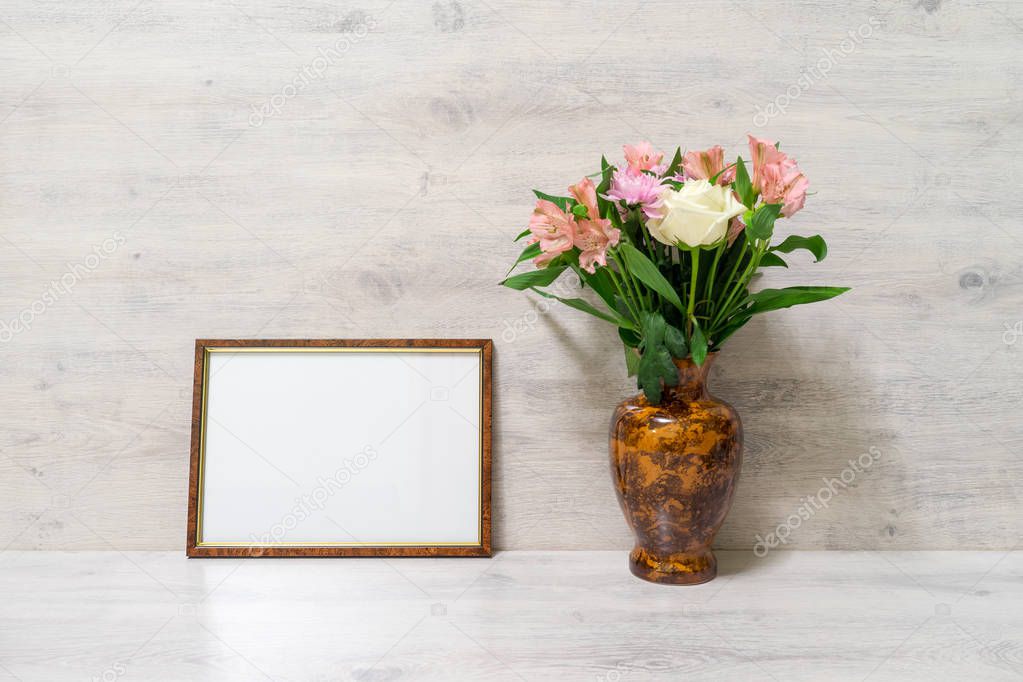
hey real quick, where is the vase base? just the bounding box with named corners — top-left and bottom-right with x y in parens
top-left (629, 547), bottom-right (717, 585)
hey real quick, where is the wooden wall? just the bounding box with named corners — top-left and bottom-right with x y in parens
top-left (1, 0), bottom-right (1020, 550)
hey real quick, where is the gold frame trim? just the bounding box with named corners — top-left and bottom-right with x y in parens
top-left (195, 344), bottom-right (485, 549)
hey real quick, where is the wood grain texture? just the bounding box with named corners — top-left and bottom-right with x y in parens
top-left (0, 550), bottom-right (1020, 680)
top-left (0, 0), bottom-right (1020, 551)
top-left (185, 338), bottom-right (492, 557)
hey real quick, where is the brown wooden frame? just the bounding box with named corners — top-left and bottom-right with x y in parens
top-left (187, 338), bottom-right (492, 558)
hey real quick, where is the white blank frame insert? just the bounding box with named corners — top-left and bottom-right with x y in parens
top-left (187, 339), bottom-right (492, 558)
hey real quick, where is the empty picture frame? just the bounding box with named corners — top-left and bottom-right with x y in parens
top-left (186, 339), bottom-right (492, 557)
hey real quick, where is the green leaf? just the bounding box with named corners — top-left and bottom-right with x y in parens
top-left (576, 265), bottom-right (618, 310)
top-left (743, 286), bottom-right (850, 315)
top-left (637, 347), bottom-right (676, 405)
top-left (624, 343), bottom-right (640, 377)
top-left (733, 156), bottom-right (755, 208)
top-left (600, 155), bottom-right (613, 186)
top-left (571, 204), bottom-right (589, 218)
top-left (530, 287), bottom-right (636, 329)
top-left (712, 314), bottom-right (752, 347)
top-left (770, 234), bottom-right (828, 263)
top-left (614, 296), bottom-right (634, 325)
top-left (507, 242), bottom-right (541, 274)
top-left (664, 324), bottom-right (688, 358)
top-left (690, 319), bottom-right (708, 366)
top-left (605, 204), bottom-right (623, 229)
top-left (653, 346), bottom-right (679, 386)
top-left (596, 156), bottom-right (615, 223)
top-left (635, 314), bottom-right (684, 403)
top-left (532, 190), bottom-right (575, 211)
top-left (758, 251), bottom-right (788, 268)
top-left (500, 265), bottom-right (568, 290)
top-left (514, 228), bottom-right (531, 242)
top-left (709, 162), bottom-right (737, 185)
top-left (619, 326), bottom-right (641, 348)
top-left (662, 147), bottom-right (683, 178)
top-left (747, 203), bottom-right (783, 241)
top-left (638, 310), bottom-right (666, 349)
top-left (637, 355), bottom-right (663, 404)
top-left (617, 243), bottom-right (684, 313)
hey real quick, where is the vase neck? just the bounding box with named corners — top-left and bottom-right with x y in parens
top-left (666, 355), bottom-right (715, 401)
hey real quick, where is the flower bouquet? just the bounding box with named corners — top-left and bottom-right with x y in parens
top-left (501, 136), bottom-right (847, 404)
top-left (500, 137), bottom-right (847, 584)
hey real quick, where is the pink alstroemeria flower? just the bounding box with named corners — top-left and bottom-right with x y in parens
top-left (569, 177), bottom-right (620, 273)
top-left (747, 134), bottom-right (808, 217)
top-left (569, 177), bottom-right (601, 219)
top-left (748, 134), bottom-right (796, 192)
top-left (623, 141), bottom-right (665, 175)
top-left (683, 146), bottom-right (736, 185)
top-left (527, 199), bottom-right (575, 267)
top-left (759, 163), bottom-right (809, 217)
top-left (574, 219), bottom-right (621, 273)
top-left (605, 168), bottom-right (666, 219)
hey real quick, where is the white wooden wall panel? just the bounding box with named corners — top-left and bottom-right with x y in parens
top-left (0, 0), bottom-right (1020, 550)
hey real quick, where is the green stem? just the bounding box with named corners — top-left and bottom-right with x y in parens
top-left (710, 241), bottom-right (753, 326)
top-left (630, 262), bottom-right (651, 309)
top-left (686, 247), bottom-right (700, 336)
top-left (710, 241), bottom-right (765, 330)
top-left (606, 261), bottom-right (640, 323)
top-left (615, 249), bottom-right (650, 310)
top-left (704, 239), bottom-right (726, 314)
top-left (721, 238), bottom-right (749, 296)
top-left (634, 216), bottom-right (661, 308)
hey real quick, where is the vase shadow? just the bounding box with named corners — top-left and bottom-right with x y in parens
top-left (709, 314), bottom-right (900, 568)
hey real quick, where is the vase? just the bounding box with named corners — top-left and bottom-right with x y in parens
top-left (609, 353), bottom-right (742, 585)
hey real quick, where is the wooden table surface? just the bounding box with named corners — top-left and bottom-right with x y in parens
top-left (0, 550), bottom-right (1019, 681)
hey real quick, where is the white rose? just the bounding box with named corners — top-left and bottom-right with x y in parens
top-left (646, 180), bottom-right (746, 248)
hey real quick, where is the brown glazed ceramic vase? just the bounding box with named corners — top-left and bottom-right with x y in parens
top-left (609, 353), bottom-right (742, 585)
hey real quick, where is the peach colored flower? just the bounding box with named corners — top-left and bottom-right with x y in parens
top-left (747, 135), bottom-right (808, 216)
top-left (527, 178), bottom-right (621, 272)
top-left (748, 134), bottom-right (795, 192)
top-left (623, 141), bottom-right (665, 175)
top-left (569, 177), bottom-right (601, 220)
top-left (568, 177), bottom-right (620, 273)
top-left (574, 218), bottom-right (620, 273)
top-left (527, 199), bottom-right (575, 267)
top-left (683, 146), bottom-right (735, 184)
top-left (759, 163), bottom-right (809, 217)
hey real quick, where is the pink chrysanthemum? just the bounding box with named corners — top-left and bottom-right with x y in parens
top-left (605, 168), bottom-right (667, 219)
